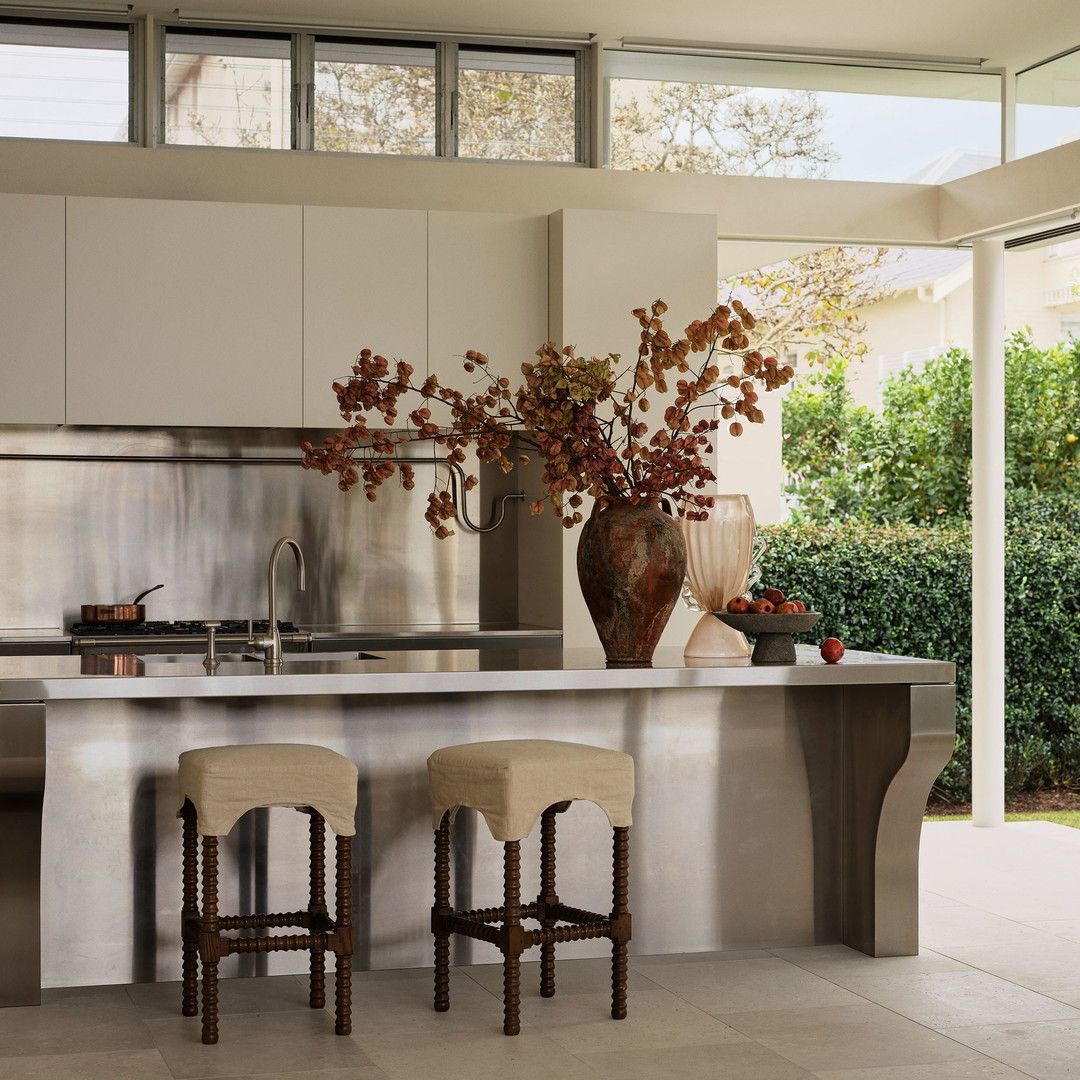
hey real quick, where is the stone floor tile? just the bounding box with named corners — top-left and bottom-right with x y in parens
top-left (634, 956), bottom-right (865, 1013)
top-left (0, 995), bottom-right (154, 1058)
top-left (459, 956), bottom-right (661, 998)
top-left (943, 1018), bottom-right (1080, 1080)
top-left (347, 964), bottom-right (504, 1036)
top-left (811, 1059), bottom-right (1037, 1079)
top-left (511, 987), bottom-right (746, 1054)
top-left (935, 941), bottom-right (1080, 994)
top-left (827, 969), bottom-right (1080, 1029)
top-left (359, 1027), bottom-right (600, 1080)
top-left (919, 905), bottom-right (1066, 949)
top-left (721, 1002), bottom-right (976, 1072)
top-left (770, 945), bottom-right (968, 978)
top-left (0, 1049), bottom-right (173, 1079)
top-left (144, 1009), bottom-right (374, 1079)
top-left (579, 1039), bottom-right (816, 1079)
top-left (630, 948), bottom-right (775, 965)
top-left (125, 974), bottom-right (311, 1020)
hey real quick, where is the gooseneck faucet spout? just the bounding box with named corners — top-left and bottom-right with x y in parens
top-left (253, 536), bottom-right (306, 668)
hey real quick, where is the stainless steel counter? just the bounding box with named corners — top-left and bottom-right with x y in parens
top-left (0, 645), bottom-right (952, 700)
top-left (0, 646), bottom-right (955, 1004)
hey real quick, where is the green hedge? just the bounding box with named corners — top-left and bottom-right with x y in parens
top-left (758, 491), bottom-right (1080, 802)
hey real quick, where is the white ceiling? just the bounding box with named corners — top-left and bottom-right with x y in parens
top-left (153, 0), bottom-right (1080, 73)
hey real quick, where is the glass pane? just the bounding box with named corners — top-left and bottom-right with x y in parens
top-left (607, 52), bottom-right (1000, 183)
top-left (457, 47), bottom-right (576, 162)
top-left (313, 39), bottom-right (436, 155)
top-left (1017, 48), bottom-right (1080, 158)
top-left (164, 31), bottom-right (291, 149)
top-left (0, 19), bottom-right (129, 142)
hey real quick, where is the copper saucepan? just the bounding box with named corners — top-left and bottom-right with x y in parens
top-left (80, 583), bottom-right (165, 624)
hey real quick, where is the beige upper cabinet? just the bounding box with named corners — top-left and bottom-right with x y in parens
top-left (0, 194), bottom-right (65, 424)
top-left (427, 212), bottom-right (548, 387)
top-left (66, 197), bottom-right (303, 427)
top-left (302, 206), bottom-right (428, 430)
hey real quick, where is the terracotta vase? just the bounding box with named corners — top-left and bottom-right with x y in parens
top-left (576, 497), bottom-right (688, 664)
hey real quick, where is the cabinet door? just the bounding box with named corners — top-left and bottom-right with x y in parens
top-left (66, 197), bottom-right (303, 427)
top-left (0, 194), bottom-right (65, 424)
top-left (427, 211), bottom-right (548, 386)
top-left (303, 206), bottom-right (427, 430)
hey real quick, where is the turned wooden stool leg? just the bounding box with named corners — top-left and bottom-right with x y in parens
top-left (180, 800), bottom-right (200, 1018)
top-left (333, 834), bottom-right (353, 1036)
top-left (433, 813), bottom-right (452, 1013)
top-left (502, 839), bottom-right (523, 1036)
top-left (199, 834), bottom-right (221, 1045)
top-left (307, 809), bottom-right (327, 1010)
top-left (538, 804), bottom-right (560, 998)
top-left (610, 826), bottom-right (631, 1021)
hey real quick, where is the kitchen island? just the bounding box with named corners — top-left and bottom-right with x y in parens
top-left (0, 645), bottom-right (955, 1006)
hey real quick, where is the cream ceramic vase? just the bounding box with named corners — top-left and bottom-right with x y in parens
top-left (681, 494), bottom-right (759, 659)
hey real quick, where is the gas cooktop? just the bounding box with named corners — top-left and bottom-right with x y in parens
top-left (70, 619), bottom-right (301, 638)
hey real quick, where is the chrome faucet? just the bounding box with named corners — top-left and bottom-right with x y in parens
top-left (250, 536), bottom-right (306, 669)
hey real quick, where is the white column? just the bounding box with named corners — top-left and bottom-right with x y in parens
top-left (971, 238), bottom-right (1006, 827)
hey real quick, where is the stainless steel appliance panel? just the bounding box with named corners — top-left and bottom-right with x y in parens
top-left (0, 702), bottom-right (45, 1006)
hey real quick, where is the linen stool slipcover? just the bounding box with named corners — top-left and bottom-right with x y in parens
top-left (178, 742), bottom-right (357, 1045)
top-left (427, 738), bottom-right (634, 1036)
top-left (427, 737), bottom-right (634, 841)
top-left (178, 742), bottom-right (358, 836)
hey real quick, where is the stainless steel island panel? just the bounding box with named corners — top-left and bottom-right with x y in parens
top-left (34, 677), bottom-right (953, 990)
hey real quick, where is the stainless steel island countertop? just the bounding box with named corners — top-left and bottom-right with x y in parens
top-left (0, 645), bottom-right (956, 1007)
top-left (0, 645), bottom-right (954, 701)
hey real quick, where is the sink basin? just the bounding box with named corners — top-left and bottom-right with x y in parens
top-left (270, 651), bottom-right (383, 663)
top-left (139, 651), bottom-right (382, 665)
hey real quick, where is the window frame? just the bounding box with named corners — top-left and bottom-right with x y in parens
top-left (158, 20), bottom-right (591, 165)
top-left (0, 12), bottom-right (139, 145)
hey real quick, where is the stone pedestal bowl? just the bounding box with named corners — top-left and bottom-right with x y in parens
top-left (715, 611), bottom-right (822, 664)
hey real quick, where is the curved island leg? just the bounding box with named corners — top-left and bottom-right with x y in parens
top-left (841, 682), bottom-right (956, 957)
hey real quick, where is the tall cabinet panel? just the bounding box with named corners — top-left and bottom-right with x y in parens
top-left (427, 211), bottom-right (548, 382)
top-left (302, 206), bottom-right (427, 430)
top-left (66, 197), bottom-right (303, 427)
top-left (0, 194), bottom-right (65, 424)
top-left (549, 208), bottom-right (720, 649)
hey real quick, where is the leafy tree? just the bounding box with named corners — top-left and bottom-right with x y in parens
top-left (781, 359), bottom-right (878, 521)
top-left (609, 81), bottom-right (837, 177)
top-left (314, 62), bottom-right (436, 155)
top-left (783, 333), bottom-right (1080, 525)
top-left (722, 245), bottom-right (895, 366)
top-left (313, 61), bottom-right (576, 161)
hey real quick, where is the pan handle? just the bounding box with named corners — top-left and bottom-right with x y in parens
top-left (132, 583), bottom-right (165, 605)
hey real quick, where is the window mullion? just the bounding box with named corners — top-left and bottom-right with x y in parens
top-left (294, 32), bottom-right (314, 151)
top-left (437, 40), bottom-right (458, 158)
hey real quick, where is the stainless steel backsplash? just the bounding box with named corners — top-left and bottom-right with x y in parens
top-left (0, 426), bottom-right (496, 631)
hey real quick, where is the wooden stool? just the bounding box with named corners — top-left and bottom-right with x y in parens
top-left (177, 743), bottom-right (357, 1044)
top-left (427, 738), bottom-right (634, 1035)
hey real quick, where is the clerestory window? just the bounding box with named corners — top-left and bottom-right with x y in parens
top-left (163, 25), bottom-right (587, 164)
top-left (0, 16), bottom-right (134, 143)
